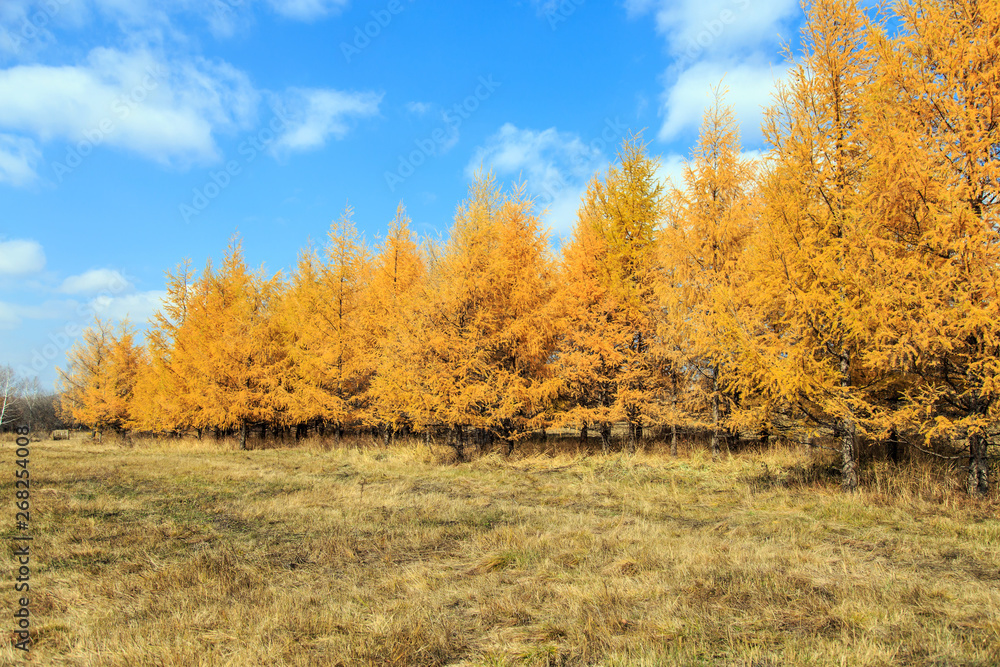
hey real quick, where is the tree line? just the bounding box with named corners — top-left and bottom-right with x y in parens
top-left (57, 0), bottom-right (998, 494)
top-left (1, 365), bottom-right (65, 435)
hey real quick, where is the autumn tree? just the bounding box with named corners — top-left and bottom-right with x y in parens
top-left (552, 209), bottom-right (623, 450)
top-left (133, 260), bottom-right (199, 435)
top-left (363, 204), bottom-right (426, 442)
top-left (57, 318), bottom-right (144, 439)
top-left (660, 91), bottom-right (760, 458)
top-left (173, 238), bottom-right (289, 449)
top-left (740, 0), bottom-right (885, 490)
top-left (415, 174), bottom-right (557, 458)
top-left (553, 135), bottom-right (665, 451)
top-left (866, 0), bottom-right (1000, 495)
top-left (281, 207), bottom-right (371, 439)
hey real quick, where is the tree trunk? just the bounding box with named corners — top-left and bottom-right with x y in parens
top-left (580, 424), bottom-right (588, 443)
top-left (600, 423), bottom-right (611, 454)
top-left (840, 352), bottom-right (859, 492)
top-left (239, 422), bottom-right (248, 451)
top-left (967, 432), bottom-right (990, 496)
top-left (452, 424), bottom-right (465, 462)
top-left (710, 372), bottom-right (721, 460)
top-left (840, 416), bottom-right (859, 491)
top-left (384, 425), bottom-right (393, 448)
top-left (888, 428), bottom-right (901, 464)
top-left (670, 374), bottom-right (680, 458)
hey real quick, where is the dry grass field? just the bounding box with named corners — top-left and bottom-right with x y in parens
top-left (2, 433), bottom-right (998, 666)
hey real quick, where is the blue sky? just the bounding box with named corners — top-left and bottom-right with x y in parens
top-left (0, 0), bottom-right (804, 388)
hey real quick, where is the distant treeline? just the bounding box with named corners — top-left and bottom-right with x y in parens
top-left (0, 366), bottom-right (66, 435)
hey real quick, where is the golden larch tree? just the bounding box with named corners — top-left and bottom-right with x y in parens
top-left (660, 91), bottom-right (760, 458)
top-left (747, 0), bottom-right (884, 490)
top-left (363, 203), bottom-right (426, 442)
top-left (554, 135), bottom-right (665, 451)
top-left (133, 260), bottom-right (199, 435)
top-left (174, 237), bottom-right (288, 449)
top-left (415, 174), bottom-right (557, 458)
top-left (281, 206), bottom-right (371, 439)
top-left (58, 318), bottom-right (144, 440)
top-left (867, 0), bottom-right (1000, 494)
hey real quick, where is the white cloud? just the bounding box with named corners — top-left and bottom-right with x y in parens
top-left (468, 123), bottom-right (610, 237)
top-left (659, 59), bottom-right (791, 145)
top-left (0, 298), bottom-right (82, 329)
top-left (15, 299), bottom-right (80, 321)
top-left (59, 268), bottom-right (133, 295)
top-left (0, 239), bottom-right (46, 275)
top-left (0, 0), bottom-right (344, 49)
top-left (741, 148), bottom-right (768, 166)
top-left (0, 5), bottom-right (380, 175)
top-left (0, 2), bottom-right (175, 62)
top-left (626, 0), bottom-right (798, 149)
top-left (271, 88), bottom-right (382, 155)
top-left (91, 289), bottom-right (167, 324)
top-left (0, 133), bottom-right (40, 186)
top-left (0, 47), bottom-right (260, 167)
top-left (405, 101), bottom-right (432, 116)
top-left (627, 0), bottom-right (797, 60)
top-left (266, 0), bottom-right (349, 21)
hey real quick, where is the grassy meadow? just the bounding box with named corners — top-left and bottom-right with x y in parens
top-left (2, 433), bottom-right (998, 666)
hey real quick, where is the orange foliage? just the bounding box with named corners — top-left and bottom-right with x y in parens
top-left (61, 0), bottom-right (999, 494)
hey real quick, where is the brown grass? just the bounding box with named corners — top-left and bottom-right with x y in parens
top-left (2, 434), bottom-right (998, 665)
